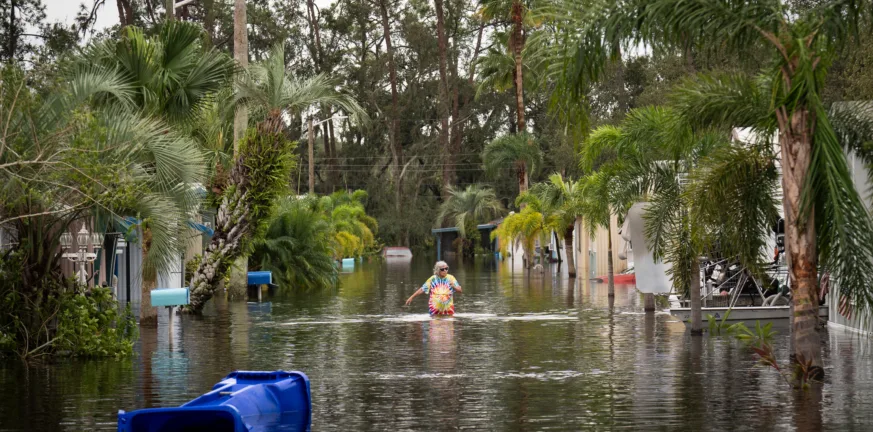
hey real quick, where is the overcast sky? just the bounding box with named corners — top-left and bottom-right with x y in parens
top-left (44, 0), bottom-right (120, 33)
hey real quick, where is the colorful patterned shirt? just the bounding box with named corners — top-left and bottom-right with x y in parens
top-left (422, 275), bottom-right (460, 316)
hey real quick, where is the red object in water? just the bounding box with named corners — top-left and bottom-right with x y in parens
top-left (593, 269), bottom-right (635, 284)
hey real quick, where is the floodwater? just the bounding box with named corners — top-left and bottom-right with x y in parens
top-left (2, 256), bottom-right (873, 431)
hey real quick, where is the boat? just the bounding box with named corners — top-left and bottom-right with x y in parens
top-left (117, 370), bottom-right (311, 432)
top-left (382, 246), bottom-right (413, 259)
top-left (592, 267), bottom-right (635, 284)
top-left (668, 257), bottom-right (829, 322)
top-left (671, 304), bottom-right (828, 321)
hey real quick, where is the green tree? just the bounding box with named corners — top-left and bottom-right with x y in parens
top-left (483, 132), bottom-right (543, 197)
top-left (581, 105), bottom-right (781, 334)
top-left (492, 204), bottom-right (558, 268)
top-left (564, 0), bottom-right (873, 375)
top-left (527, 174), bottom-right (584, 277)
top-left (83, 21), bottom-right (236, 129)
top-left (437, 185), bottom-right (506, 255)
top-left (251, 197), bottom-right (338, 291)
top-left (79, 20), bottom-right (235, 324)
top-left (0, 65), bottom-right (203, 352)
top-left (187, 116), bottom-right (296, 312)
top-left (235, 43), bottom-right (367, 125)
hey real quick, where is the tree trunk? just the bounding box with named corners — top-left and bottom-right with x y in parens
top-left (308, 117), bottom-right (315, 194)
top-left (516, 161), bottom-right (527, 200)
top-left (689, 257), bottom-right (702, 334)
top-left (377, 0), bottom-right (402, 206)
top-left (117, 0), bottom-right (134, 27)
top-left (778, 106), bottom-right (823, 378)
top-left (564, 227), bottom-right (576, 277)
top-left (376, 0), bottom-right (400, 165)
top-left (7, 0), bottom-right (15, 61)
top-left (203, 0), bottom-right (216, 44)
top-left (580, 219), bottom-right (590, 279)
top-left (607, 220), bottom-right (615, 297)
top-left (434, 0), bottom-right (452, 193)
top-left (189, 117), bottom-right (291, 312)
top-left (306, 0), bottom-right (338, 192)
top-left (306, 0), bottom-right (323, 68)
top-left (510, 0), bottom-right (525, 132)
top-left (442, 21), bottom-right (483, 186)
top-left (232, 0), bottom-right (249, 155)
top-left (140, 230), bottom-right (158, 327)
top-left (327, 118), bottom-right (338, 192)
top-left (165, 0), bottom-right (174, 21)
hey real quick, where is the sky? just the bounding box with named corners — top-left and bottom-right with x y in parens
top-left (44, 0), bottom-right (120, 33)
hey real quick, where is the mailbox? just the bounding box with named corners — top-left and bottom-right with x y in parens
top-left (150, 288), bottom-right (190, 307)
top-left (247, 271), bottom-right (272, 286)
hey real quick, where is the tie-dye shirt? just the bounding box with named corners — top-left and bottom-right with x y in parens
top-left (422, 275), bottom-right (460, 316)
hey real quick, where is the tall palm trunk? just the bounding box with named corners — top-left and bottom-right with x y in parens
top-left (229, 0), bottom-right (250, 298)
top-left (510, 0), bottom-right (525, 132)
top-left (564, 226), bottom-right (576, 277)
top-left (689, 257), bottom-right (702, 334)
top-left (516, 160), bottom-right (528, 202)
top-left (777, 106), bottom-right (823, 378)
top-left (607, 220), bottom-right (614, 297)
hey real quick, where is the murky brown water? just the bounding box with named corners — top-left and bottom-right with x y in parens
top-left (2, 256), bottom-right (872, 431)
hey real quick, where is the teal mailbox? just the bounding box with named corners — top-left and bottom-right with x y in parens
top-left (150, 288), bottom-right (190, 307)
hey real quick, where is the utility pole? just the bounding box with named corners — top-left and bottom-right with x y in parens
top-left (166, 0), bottom-right (175, 20)
top-left (308, 116), bottom-right (315, 194)
top-left (233, 0), bottom-right (249, 155)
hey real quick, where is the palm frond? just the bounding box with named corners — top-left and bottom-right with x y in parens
top-left (670, 73), bottom-right (774, 134)
top-left (808, 106), bottom-right (873, 317)
top-left (482, 132), bottom-right (543, 178)
top-left (686, 144), bottom-right (780, 275)
top-left (830, 100), bottom-right (873, 188)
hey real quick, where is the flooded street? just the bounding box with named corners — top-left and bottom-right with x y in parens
top-left (2, 257), bottom-right (873, 430)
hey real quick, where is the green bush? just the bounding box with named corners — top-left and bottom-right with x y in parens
top-left (54, 287), bottom-right (138, 358)
top-left (0, 249), bottom-right (137, 358)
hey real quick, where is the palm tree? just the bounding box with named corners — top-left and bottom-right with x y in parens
top-left (251, 198), bottom-right (338, 290)
top-left (188, 116), bottom-right (296, 312)
top-left (527, 174), bottom-right (584, 277)
top-left (483, 132), bottom-right (543, 196)
top-left (563, 0), bottom-right (873, 377)
top-left (492, 204), bottom-right (559, 268)
top-left (580, 107), bottom-right (757, 331)
top-left (79, 21), bottom-right (234, 323)
top-left (437, 185), bottom-right (506, 255)
top-left (235, 44), bottom-right (367, 126)
top-left (0, 66), bottom-right (205, 332)
top-left (82, 21), bottom-right (236, 130)
top-left (477, 0), bottom-right (543, 132)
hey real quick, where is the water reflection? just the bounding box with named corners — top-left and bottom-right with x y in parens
top-left (1, 257), bottom-right (873, 430)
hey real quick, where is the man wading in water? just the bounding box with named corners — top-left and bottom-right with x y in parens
top-left (405, 261), bottom-right (462, 316)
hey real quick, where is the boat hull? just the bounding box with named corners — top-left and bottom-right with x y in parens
top-left (118, 370), bottom-right (311, 432)
top-left (670, 305), bottom-right (829, 322)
